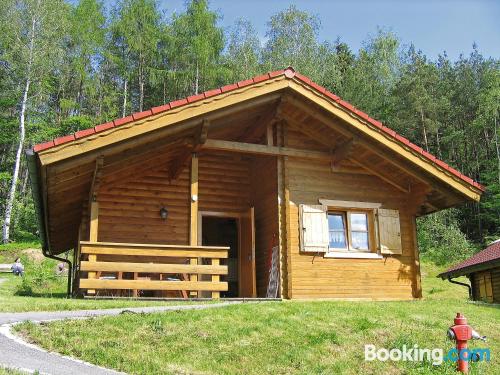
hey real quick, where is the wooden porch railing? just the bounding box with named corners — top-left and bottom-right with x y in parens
top-left (79, 241), bottom-right (229, 298)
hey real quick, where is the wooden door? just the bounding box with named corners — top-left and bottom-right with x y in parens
top-left (239, 207), bottom-right (256, 297)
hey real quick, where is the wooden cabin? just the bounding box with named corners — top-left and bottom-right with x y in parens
top-left (439, 240), bottom-right (500, 303)
top-left (27, 67), bottom-right (484, 300)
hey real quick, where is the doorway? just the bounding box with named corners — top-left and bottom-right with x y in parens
top-left (201, 216), bottom-right (239, 297)
top-left (200, 209), bottom-right (256, 298)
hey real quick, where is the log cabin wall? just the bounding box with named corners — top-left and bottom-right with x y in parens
top-left (97, 167), bottom-right (190, 245)
top-left (96, 151), bottom-right (252, 245)
top-left (284, 127), bottom-right (420, 299)
top-left (198, 152), bottom-right (251, 214)
top-left (251, 156), bottom-right (279, 297)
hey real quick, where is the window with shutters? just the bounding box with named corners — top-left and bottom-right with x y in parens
top-left (327, 210), bottom-right (373, 252)
top-left (299, 202), bottom-right (402, 257)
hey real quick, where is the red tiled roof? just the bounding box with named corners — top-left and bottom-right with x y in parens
top-left (441, 240), bottom-right (500, 277)
top-left (32, 67), bottom-right (485, 191)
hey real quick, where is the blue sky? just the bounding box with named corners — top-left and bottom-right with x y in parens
top-left (105, 0), bottom-right (500, 60)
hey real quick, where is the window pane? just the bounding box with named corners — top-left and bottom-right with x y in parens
top-left (350, 213), bottom-right (368, 231)
top-left (328, 214), bottom-right (345, 230)
top-left (351, 231), bottom-right (369, 250)
top-left (330, 231), bottom-right (347, 248)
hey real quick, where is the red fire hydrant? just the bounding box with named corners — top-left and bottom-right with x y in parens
top-left (447, 313), bottom-right (486, 373)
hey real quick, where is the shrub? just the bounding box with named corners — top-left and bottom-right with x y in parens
top-left (417, 210), bottom-right (477, 266)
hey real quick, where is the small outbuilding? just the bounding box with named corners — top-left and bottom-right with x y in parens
top-left (439, 241), bottom-right (500, 303)
top-left (27, 67), bottom-right (484, 300)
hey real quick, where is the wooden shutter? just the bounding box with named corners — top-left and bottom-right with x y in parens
top-left (299, 204), bottom-right (329, 252)
top-left (376, 208), bottom-right (402, 255)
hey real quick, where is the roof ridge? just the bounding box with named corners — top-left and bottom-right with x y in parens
top-left (32, 66), bottom-right (484, 191)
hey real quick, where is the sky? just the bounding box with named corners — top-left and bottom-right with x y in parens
top-left (103, 0), bottom-right (500, 60)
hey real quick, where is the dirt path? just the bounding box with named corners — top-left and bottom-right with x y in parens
top-left (0, 299), bottom-right (238, 375)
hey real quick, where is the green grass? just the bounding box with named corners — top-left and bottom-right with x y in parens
top-left (0, 273), bottom-right (203, 312)
top-left (0, 367), bottom-right (26, 375)
top-left (0, 241), bottom-right (40, 252)
top-left (14, 261), bottom-right (500, 374)
top-left (0, 243), bottom-right (205, 312)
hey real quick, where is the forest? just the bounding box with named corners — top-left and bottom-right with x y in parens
top-left (0, 0), bottom-right (498, 265)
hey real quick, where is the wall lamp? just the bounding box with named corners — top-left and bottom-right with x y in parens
top-left (159, 207), bottom-right (169, 220)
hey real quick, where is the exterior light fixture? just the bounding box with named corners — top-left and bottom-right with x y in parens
top-left (159, 207), bottom-right (168, 220)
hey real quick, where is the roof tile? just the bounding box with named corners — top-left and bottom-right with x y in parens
top-left (113, 115), bottom-right (133, 127)
top-left (269, 69), bottom-right (285, 78)
top-left (33, 140), bottom-right (55, 152)
top-left (132, 110), bottom-right (152, 121)
top-left (75, 128), bottom-right (96, 139)
top-left (53, 134), bottom-right (75, 146)
top-left (151, 103), bottom-right (170, 114)
top-left (325, 90), bottom-right (340, 101)
top-left (204, 88), bottom-right (221, 98)
top-left (220, 83), bottom-right (238, 93)
top-left (253, 73), bottom-right (270, 83)
top-left (237, 79), bottom-right (254, 88)
top-left (338, 99), bottom-right (355, 112)
top-left (284, 67), bottom-right (295, 78)
top-left (187, 93), bottom-right (205, 103)
top-left (309, 81), bottom-right (326, 94)
top-left (94, 121), bottom-right (114, 132)
top-left (169, 98), bottom-right (188, 108)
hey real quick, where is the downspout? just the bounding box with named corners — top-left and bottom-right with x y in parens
top-left (26, 149), bottom-right (72, 297)
top-left (447, 276), bottom-right (472, 299)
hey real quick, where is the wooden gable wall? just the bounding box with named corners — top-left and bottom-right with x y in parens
top-left (283, 126), bottom-right (421, 300)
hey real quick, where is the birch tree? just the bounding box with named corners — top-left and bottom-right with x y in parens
top-left (1, 0), bottom-right (68, 243)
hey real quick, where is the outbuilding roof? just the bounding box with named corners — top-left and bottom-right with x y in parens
top-left (439, 240), bottom-right (500, 278)
top-left (32, 67), bottom-right (484, 192)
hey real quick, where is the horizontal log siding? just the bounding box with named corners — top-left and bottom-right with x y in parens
top-left (198, 153), bottom-right (251, 213)
top-left (97, 151), bottom-right (251, 245)
top-left (98, 168), bottom-right (190, 245)
top-left (286, 128), bottom-right (419, 299)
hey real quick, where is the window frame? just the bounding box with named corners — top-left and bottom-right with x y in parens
top-left (327, 208), bottom-right (375, 253)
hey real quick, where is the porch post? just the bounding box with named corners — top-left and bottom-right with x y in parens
top-left (190, 153), bottom-right (199, 297)
top-left (87, 200), bottom-right (98, 295)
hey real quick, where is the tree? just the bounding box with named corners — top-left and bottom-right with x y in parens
top-left (342, 29), bottom-right (401, 123)
top-left (68, 0), bottom-right (106, 115)
top-left (169, 0), bottom-right (224, 96)
top-left (224, 18), bottom-right (261, 82)
top-left (263, 6), bottom-right (319, 75)
top-left (392, 46), bottom-right (441, 151)
top-left (111, 0), bottom-right (162, 112)
top-left (1, 0), bottom-right (69, 243)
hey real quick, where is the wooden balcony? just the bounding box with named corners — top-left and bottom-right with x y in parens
top-left (78, 241), bottom-right (229, 298)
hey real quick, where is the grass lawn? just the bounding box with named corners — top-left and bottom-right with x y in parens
top-left (0, 244), bottom-right (206, 312)
top-left (14, 262), bottom-right (500, 374)
top-left (0, 368), bottom-right (25, 375)
top-left (0, 273), bottom-right (200, 312)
